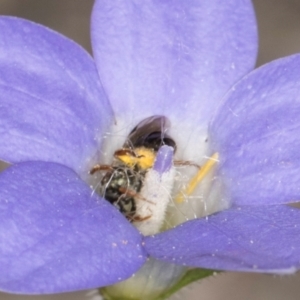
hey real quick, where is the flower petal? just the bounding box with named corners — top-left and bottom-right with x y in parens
top-left (0, 17), bottom-right (112, 173)
top-left (91, 0), bottom-right (257, 127)
top-left (0, 161), bottom-right (145, 294)
top-left (210, 54), bottom-right (300, 205)
top-left (145, 205), bottom-right (300, 274)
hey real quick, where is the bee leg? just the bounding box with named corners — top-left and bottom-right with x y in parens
top-left (115, 195), bottom-right (136, 217)
top-left (89, 164), bottom-right (113, 175)
top-left (118, 187), bottom-right (155, 205)
top-left (174, 160), bottom-right (201, 169)
top-left (115, 148), bottom-right (147, 159)
top-left (114, 148), bottom-right (137, 157)
top-left (129, 214), bottom-right (152, 222)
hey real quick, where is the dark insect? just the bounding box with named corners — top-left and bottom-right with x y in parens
top-left (90, 115), bottom-right (176, 221)
top-left (100, 166), bottom-right (145, 220)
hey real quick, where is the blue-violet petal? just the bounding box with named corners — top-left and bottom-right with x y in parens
top-left (145, 205), bottom-right (300, 274)
top-left (211, 54), bottom-right (300, 205)
top-left (91, 0), bottom-right (257, 129)
top-left (0, 161), bottom-right (145, 294)
top-left (0, 17), bottom-right (112, 173)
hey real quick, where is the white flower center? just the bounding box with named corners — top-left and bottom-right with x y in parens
top-left (92, 115), bottom-right (231, 299)
top-left (89, 115), bottom-right (230, 235)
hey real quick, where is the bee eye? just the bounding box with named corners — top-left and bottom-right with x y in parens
top-left (132, 131), bottom-right (176, 152)
top-left (123, 115), bottom-right (176, 151)
top-left (139, 131), bottom-right (176, 152)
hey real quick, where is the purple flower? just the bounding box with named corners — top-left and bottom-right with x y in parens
top-left (1, 0), bottom-right (300, 298)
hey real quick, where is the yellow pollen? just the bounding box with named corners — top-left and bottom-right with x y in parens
top-left (175, 152), bottom-right (219, 203)
top-left (115, 147), bottom-right (156, 170)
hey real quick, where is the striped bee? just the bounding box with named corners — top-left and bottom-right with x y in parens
top-left (90, 116), bottom-right (176, 221)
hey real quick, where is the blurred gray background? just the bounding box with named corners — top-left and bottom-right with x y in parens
top-left (1, 0), bottom-right (300, 299)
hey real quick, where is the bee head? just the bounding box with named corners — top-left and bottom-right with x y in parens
top-left (114, 147), bottom-right (156, 170)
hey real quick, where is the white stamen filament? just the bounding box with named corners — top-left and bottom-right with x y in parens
top-left (133, 166), bottom-right (176, 235)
